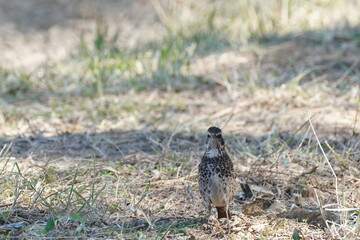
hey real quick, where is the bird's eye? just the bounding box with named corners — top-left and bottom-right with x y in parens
top-left (207, 134), bottom-right (211, 138)
top-left (216, 134), bottom-right (222, 138)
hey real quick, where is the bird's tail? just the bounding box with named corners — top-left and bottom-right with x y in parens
top-left (216, 207), bottom-right (231, 219)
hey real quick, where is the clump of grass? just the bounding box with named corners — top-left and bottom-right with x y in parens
top-left (0, 147), bottom-right (201, 239)
top-left (2, 0), bottom-right (360, 97)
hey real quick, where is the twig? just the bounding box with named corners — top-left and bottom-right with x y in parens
top-left (151, 0), bottom-right (169, 28)
top-left (300, 166), bottom-right (318, 176)
top-left (336, 59), bottom-right (359, 85)
top-left (353, 95), bottom-right (360, 136)
top-left (166, 129), bottom-right (180, 150)
top-left (41, 141), bottom-right (61, 170)
top-left (148, 136), bottom-right (166, 152)
top-left (308, 116), bottom-right (339, 204)
top-left (104, 138), bottom-right (124, 156)
top-left (309, 116), bottom-right (339, 238)
top-left (313, 188), bottom-right (332, 235)
top-left (1, 141), bottom-right (14, 173)
top-left (85, 133), bottom-right (107, 158)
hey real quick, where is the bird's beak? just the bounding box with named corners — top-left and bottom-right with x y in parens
top-left (207, 134), bottom-right (220, 149)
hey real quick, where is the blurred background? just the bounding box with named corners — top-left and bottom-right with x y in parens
top-left (0, 0), bottom-right (359, 239)
top-left (1, 0), bottom-right (359, 136)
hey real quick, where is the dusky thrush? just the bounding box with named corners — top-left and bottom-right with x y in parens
top-left (198, 126), bottom-right (236, 219)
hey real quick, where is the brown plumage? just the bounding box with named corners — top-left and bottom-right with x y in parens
top-left (216, 206), bottom-right (230, 219)
top-left (198, 126), bottom-right (236, 219)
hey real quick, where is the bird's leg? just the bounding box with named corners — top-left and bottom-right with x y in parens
top-left (208, 203), bottom-right (212, 217)
top-left (225, 204), bottom-right (231, 233)
top-left (208, 204), bottom-right (222, 230)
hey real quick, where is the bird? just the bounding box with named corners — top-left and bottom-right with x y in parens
top-left (198, 126), bottom-right (236, 220)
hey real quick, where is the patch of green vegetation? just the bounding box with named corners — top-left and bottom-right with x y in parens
top-left (0, 70), bottom-right (32, 96)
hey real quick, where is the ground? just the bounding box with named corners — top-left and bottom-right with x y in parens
top-left (0, 0), bottom-right (359, 239)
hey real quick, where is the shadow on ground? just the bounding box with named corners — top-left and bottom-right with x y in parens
top-left (1, 126), bottom-right (358, 168)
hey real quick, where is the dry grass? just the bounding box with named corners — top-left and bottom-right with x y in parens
top-left (1, 0), bottom-right (360, 239)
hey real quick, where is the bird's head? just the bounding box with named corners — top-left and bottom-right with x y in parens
top-left (205, 126), bottom-right (225, 152)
